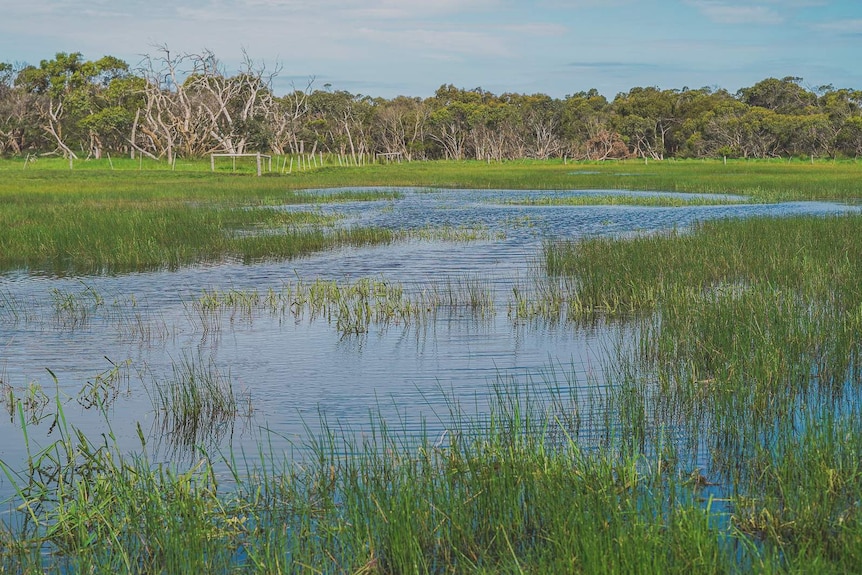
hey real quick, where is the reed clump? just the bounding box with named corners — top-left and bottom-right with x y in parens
top-left (193, 276), bottom-right (496, 336)
top-left (0, 382), bottom-right (742, 574)
top-left (538, 212), bottom-right (862, 571)
top-left (144, 354), bottom-right (249, 449)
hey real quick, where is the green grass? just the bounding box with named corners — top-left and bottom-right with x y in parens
top-left (0, 383), bottom-right (745, 574)
top-left (2, 157), bottom-right (861, 274)
top-left (3, 158), bottom-right (862, 571)
top-left (144, 353), bottom-right (249, 450)
top-left (504, 192), bottom-right (747, 207)
top-left (192, 276), bottom-right (496, 336)
top-left (534, 212), bottom-right (862, 572)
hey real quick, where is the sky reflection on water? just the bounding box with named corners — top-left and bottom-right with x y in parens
top-left (0, 188), bottom-right (857, 476)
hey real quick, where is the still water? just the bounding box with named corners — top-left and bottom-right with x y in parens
top-left (0, 188), bottom-right (856, 481)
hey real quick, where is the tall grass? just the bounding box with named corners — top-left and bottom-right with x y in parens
top-left (0, 380), bottom-right (746, 574)
top-left (539, 212), bottom-right (862, 571)
top-left (144, 353), bottom-right (249, 450)
top-left (2, 159), bottom-right (861, 274)
top-left (192, 276), bottom-right (495, 336)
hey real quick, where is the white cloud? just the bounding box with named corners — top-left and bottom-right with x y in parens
top-left (236, 0), bottom-right (501, 19)
top-left (688, 1), bottom-right (783, 25)
top-left (815, 19), bottom-right (862, 34)
top-left (356, 27), bottom-right (511, 58)
top-left (501, 23), bottom-right (567, 36)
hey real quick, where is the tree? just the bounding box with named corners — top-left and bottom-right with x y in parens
top-left (612, 87), bottom-right (685, 160)
top-left (372, 95), bottom-right (430, 161)
top-left (16, 52), bottom-right (132, 158)
top-left (737, 77), bottom-right (817, 115)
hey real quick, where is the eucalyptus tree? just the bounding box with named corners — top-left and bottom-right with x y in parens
top-left (506, 92), bottom-right (564, 159)
top-left (559, 90), bottom-right (623, 159)
top-left (737, 77), bottom-right (817, 115)
top-left (467, 95), bottom-right (517, 161)
top-left (0, 61), bottom-right (37, 154)
top-left (836, 117), bottom-right (862, 158)
top-left (372, 95), bottom-right (430, 160)
top-left (305, 89), bottom-right (375, 161)
top-left (137, 47), bottom-right (276, 160)
top-left (688, 97), bottom-right (750, 157)
top-left (266, 79), bottom-right (314, 155)
top-left (611, 86), bottom-right (686, 160)
top-left (813, 87), bottom-right (862, 158)
top-left (427, 85), bottom-right (483, 160)
top-left (15, 52), bottom-right (132, 158)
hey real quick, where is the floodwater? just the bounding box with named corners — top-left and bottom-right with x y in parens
top-left (0, 188), bottom-right (857, 487)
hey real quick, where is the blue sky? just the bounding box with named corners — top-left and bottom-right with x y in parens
top-left (2, 0), bottom-right (860, 99)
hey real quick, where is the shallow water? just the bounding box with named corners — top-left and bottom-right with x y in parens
top-left (0, 188), bottom-right (857, 484)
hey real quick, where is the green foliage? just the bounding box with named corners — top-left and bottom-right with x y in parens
top-left (4, 48), bottom-right (862, 160)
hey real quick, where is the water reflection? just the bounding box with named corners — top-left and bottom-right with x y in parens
top-left (0, 188), bottom-right (857, 475)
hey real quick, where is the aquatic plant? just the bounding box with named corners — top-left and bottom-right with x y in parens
top-left (144, 353), bottom-right (250, 449)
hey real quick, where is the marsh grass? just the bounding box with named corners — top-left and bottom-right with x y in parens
top-left (1, 355), bottom-right (862, 572)
top-left (3, 158), bottom-right (861, 274)
top-left (0, 174), bottom-right (393, 274)
top-left (3, 159), bottom-right (862, 571)
top-left (398, 225), bottom-right (505, 242)
top-left (144, 353), bottom-right (249, 449)
top-left (0, 377), bottom-right (746, 574)
top-left (541, 214), bottom-right (862, 319)
top-left (193, 276), bottom-right (496, 336)
top-left (76, 357), bottom-right (132, 411)
top-left (505, 192), bottom-right (748, 207)
top-left (535, 211), bottom-right (862, 570)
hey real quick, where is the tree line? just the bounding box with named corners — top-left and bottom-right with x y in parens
top-left (2, 49), bottom-right (862, 162)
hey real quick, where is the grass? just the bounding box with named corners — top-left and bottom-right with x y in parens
top-left (504, 192), bottom-right (748, 207)
top-left (534, 212), bottom-right (862, 571)
top-left (144, 353), bottom-right (250, 450)
top-left (3, 157), bottom-right (862, 571)
top-left (2, 157), bottom-right (862, 274)
top-left (192, 276), bottom-right (496, 336)
top-left (0, 381), bottom-right (746, 574)
top-left (6, 368), bottom-right (862, 573)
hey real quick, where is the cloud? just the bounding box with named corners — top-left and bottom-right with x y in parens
top-left (687, 1), bottom-right (784, 25)
top-left (501, 23), bottom-right (567, 36)
top-left (356, 27), bottom-right (510, 59)
top-left (567, 61), bottom-right (658, 69)
top-left (237, 0), bottom-right (501, 19)
top-left (815, 19), bottom-right (862, 36)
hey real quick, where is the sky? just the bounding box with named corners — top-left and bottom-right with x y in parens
top-left (1, 0), bottom-right (860, 99)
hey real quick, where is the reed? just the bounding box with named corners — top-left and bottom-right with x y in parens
top-left (144, 353), bottom-right (249, 449)
top-left (505, 192), bottom-right (747, 207)
top-left (0, 378), bottom-right (743, 574)
top-left (3, 159), bottom-right (862, 274)
top-left (192, 276), bottom-right (496, 336)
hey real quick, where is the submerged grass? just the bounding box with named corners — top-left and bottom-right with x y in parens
top-left (144, 353), bottom-right (249, 450)
top-left (0, 380), bottom-right (752, 574)
top-left (192, 276), bottom-right (495, 336)
top-left (534, 211), bottom-right (862, 571)
top-left (505, 192), bottom-right (748, 207)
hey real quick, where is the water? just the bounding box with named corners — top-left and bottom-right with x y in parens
top-left (0, 188), bottom-right (857, 483)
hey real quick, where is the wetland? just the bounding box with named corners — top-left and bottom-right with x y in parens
top-left (2, 159), bottom-right (862, 573)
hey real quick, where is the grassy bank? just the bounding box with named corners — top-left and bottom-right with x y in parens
top-left (1, 157), bottom-right (861, 274)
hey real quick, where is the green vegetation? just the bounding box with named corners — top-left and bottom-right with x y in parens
top-left (193, 276), bottom-right (495, 336)
top-left (2, 52), bottom-right (861, 162)
top-left (0, 168), bottom-right (399, 274)
top-left (2, 159), bottom-right (862, 571)
top-left (144, 353), bottom-right (249, 450)
top-left (505, 192), bottom-right (747, 207)
top-left (1, 158), bottom-right (861, 274)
